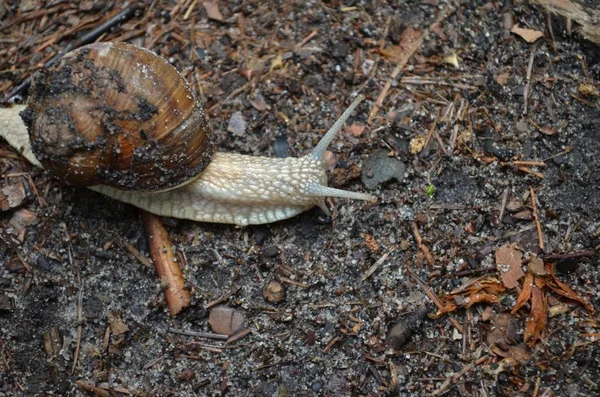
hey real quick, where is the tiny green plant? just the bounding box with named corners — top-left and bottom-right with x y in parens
top-left (425, 184), bottom-right (436, 198)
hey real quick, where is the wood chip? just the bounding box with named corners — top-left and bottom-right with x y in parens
top-left (203, 1), bottom-right (223, 22)
top-left (496, 243), bottom-right (524, 289)
top-left (511, 25), bottom-right (544, 43)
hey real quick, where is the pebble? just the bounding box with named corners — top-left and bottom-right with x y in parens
top-left (227, 112), bottom-right (247, 136)
top-left (263, 280), bottom-right (285, 303)
top-left (361, 149), bottom-right (406, 189)
top-left (208, 306), bottom-right (245, 336)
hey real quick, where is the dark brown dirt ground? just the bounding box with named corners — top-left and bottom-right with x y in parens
top-left (1, 1), bottom-right (599, 396)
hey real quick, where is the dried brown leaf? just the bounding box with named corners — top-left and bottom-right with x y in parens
top-left (511, 25), bottom-right (544, 43)
top-left (496, 243), bottom-right (524, 289)
top-left (511, 273), bottom-right (534, 314)
top-left (524, 284), bottom-right (547, 346)
top-left (545, 263), bottom-right (594, 314)
top-left (203, 1), bottom-right (223, 21)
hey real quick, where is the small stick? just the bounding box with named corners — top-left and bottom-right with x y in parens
top-left (423, 109), bottom-right (440, 150)
top-left (542, 250), bottom-right (596, 260)
top-left (532, 376), bottom-right (542, 397)
top-left (227, 328), bottom-right (252, 343)
top-left (432, 355), bottom-right (490, 395)
top-left (454, 266), bottom-right (497, 277)
top-left (513, 160), bottom-right (546, 167)
top-left (75, 381), bottom-right (110, 397)
top-left (530, 187), bottom-right (545, 251)
top-left (168, 327), bottom-right (229, 340)
top-left (498, 186), bottom-right (510, 225)
top-left (122, 240), bottom-right (153, 268)
top-left (295, 29), bottom-right (318, 49)
top-left (324, 335), bottom-right (341, 352)
top-left (71, 271), bottom-right (84, 374)
top-left (412, 222), bottom-right (434, 266)
top-left (523, 44), bottom-right (538, 115)
top-left (542, 146), bottom-right (572, 162)
top-left (517, 166), bottom-right (544, 179)
top-left (142, 212), bottom-right (191, 316)
top-left (406, 265), bottom-right (464, 335)
top-left (362, 250), bottom-right (393, 281)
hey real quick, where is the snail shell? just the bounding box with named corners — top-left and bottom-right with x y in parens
top-left (20, 42), bottom-right (215, 192)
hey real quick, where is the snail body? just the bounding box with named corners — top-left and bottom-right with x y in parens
top-left (0, 42), bottom-right (375, 226)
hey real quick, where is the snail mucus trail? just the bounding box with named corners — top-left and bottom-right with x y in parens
top-left (0, 42), bottom-right (376, 226)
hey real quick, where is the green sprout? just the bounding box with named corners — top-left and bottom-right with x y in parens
top-left (425, 184), bottom-right (436, 198)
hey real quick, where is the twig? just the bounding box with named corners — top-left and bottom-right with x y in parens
top-left (406, 265), bottom-right (464, 335)
top-left (75, 381), bottom-right (110, 397)
top-left (542, 250), bottom-right (596, 260)
top-left (533, 376), bottom-right (542, 397)
top-left (168, 327), bottom-right (228, 340)
top-left (400, 77), bottom-right (477, 90)
top-left (71, 271), bottom-right (84, 374)
top-left (513, 160), bottom-right (546, 167)
top-left (362, 250), bottom-right (393, 281)
top-left (411, 222), bottom-right (434, 266)
top-left (530, 187), bottom-right (545, 251)
top-left (122, 240), bottom-right (153, 268)
top-left (432, 355), bottom-right (490, 395)
top-left (324, 335), bottom-right (341, 352)
top-left (142, 212), bottom-right (191, 316)
top-left (295, 29), bottom-right (318, 49)
top-left (454, 266), bottom-right (497, 277)
top-left (227, 328), bottom-right (252, 343)
top-left (517, 166), bottom-right (544, 179)
top-left (204, 287), bottom-right (242, 310)
top-left (4, 6), bottom-right (139, 102)
top-left (523, 44), bottom-right (538, 115)
top-left (498, 187), bottom-right (510, 225)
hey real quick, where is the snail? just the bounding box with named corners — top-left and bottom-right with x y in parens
top-left (0, 42), bottom-right (375, 226)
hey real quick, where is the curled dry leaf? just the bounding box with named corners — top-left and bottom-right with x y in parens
top-left (524, 279), bottom-right (547, 346)
top-left (545, 263), bottom-right (594, 314)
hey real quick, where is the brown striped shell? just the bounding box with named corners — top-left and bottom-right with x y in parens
top-left (21, 42), bottom-right (214, 192)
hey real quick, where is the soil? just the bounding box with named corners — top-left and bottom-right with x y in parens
top-left (1, 1), bottom-right (599, 396)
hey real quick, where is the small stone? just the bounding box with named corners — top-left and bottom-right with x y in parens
top-left (10, 208), bottom-right (38, 234)
top-left (385, 305), bottom-right (428, 349)
top-left (6, 257), bottom-right (25, 273)
top-left (272, 135), bottom-right (289, 159)
top-left (0, 182), bottom-right (26, 211)
top-left (0, 293), bottom-right (12, 311)
top-left (262, 245), bottom-right (279, 258)
top-left (208, 306), bottom-right (245, 335)
top-left (506, 198), bottom-right (524, 213)
top-left (361, 149), bottom-right (406, 189)
top-left (263, 280), bottom-right (285, 303)
top-left (516, 120), bottom-right (528, 133)
top-left (332, 42), bottom-right (349, 59)
top-left (513, 209), bottom-right (533, 221)
top-left (227, 112), bottom-right (247, 136)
